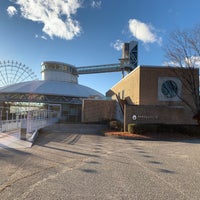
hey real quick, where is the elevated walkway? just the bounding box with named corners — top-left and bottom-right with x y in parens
top-left (76, 41), bottom-right (138, 75)
top-left (77, 63), bottom-right (134, 75)
top-left (77, 63), bottom-right (122, 74)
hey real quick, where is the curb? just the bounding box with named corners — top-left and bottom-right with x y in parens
top-left (27, 129), bottom-right (39, 145)
top-left (104, 132), bottom-right (151, 140)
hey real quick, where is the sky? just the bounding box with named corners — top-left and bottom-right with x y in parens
top-left (0, 0), bottom-right (200, 95)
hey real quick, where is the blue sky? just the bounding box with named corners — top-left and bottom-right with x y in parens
top-left (0, 0), bottom-right (200, 94)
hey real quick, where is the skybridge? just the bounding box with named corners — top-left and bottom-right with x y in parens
top-left (77, 63), bottom-right (121, 74)
top-left (77, 41), bottom-right (138, 76)
top-left (76, 62), bottom-right (134, 75)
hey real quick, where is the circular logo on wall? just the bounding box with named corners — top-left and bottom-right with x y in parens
top-left (161, 80), bottom-right (178, 98)
top-left (132, 115), bottom-right (137, 120)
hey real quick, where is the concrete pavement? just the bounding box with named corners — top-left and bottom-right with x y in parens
top-left (0, 130), bottom-right (32, 149)
top-left (0, 124), bottom-right (200, 199)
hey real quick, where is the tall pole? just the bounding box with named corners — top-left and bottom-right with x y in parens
top-left (124, 104), bottom-right (126, 132)
top-left (6, 110), bottom-right (8, 121)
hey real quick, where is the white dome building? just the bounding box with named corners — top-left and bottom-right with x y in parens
top-left (0, 61), bottom-right (104, 122)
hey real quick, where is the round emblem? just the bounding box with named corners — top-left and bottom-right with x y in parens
top-left (161, 80), bottom-right (178, 98)
top-left (132, 115), bottom-right (137, 120)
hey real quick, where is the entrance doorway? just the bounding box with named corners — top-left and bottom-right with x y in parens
top-left (48, 104), bottom-right (61, 117)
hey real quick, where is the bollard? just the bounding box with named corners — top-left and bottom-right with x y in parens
top-left (20, 128), bottom-right (27, 140)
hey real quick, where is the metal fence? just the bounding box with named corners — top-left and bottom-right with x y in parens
top-left (0, 110), bottom-right (60, 133)
top-left (1, 120), bottom-right (21, 132)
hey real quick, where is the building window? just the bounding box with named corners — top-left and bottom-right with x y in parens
top-left (158, 77), bottom-right (182, 101)
top-left (161, 80), bottom-right (178, 98)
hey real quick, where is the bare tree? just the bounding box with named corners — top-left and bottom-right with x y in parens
top-left (165, 25), bottom-right (200, 124)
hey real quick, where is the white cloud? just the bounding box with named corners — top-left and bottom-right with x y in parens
top-left (163, 57), bottom-right (200, 87)
top-left (128, 19), bottom-right (162, 45)
top-left (41, 35), bottom-right (47, 40)
top-left (7, 6), bottom-right (18, 17)
top-left (185, 56), bottom-right (200, 68)
top-left (91, 0), bottom-right (102, 9)
top-left (111, 40), bottom-right (123, 51)
top-left (162, 61), bottom-right (178, 67)
top-left (163, 56), bottom-right (200, 69)
top-left (14, 0), bottom-right (82, 40)
top-left (35, 34), bottom-right (47, 40)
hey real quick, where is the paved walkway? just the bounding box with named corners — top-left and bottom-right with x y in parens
top-left (0, 123), bottom-right (196, 149)
top-left (0, 123), bottom-right (107, 150)
top-left (0, 130), bottom-right (32, 149)
top-left (1, 124), bottom-right (200, 200)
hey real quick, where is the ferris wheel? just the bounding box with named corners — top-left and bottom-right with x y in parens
top-left (0, 60), bottom-right (38, 87)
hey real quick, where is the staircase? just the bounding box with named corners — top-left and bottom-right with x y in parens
top-left (41, 123), bottom-right (108, 135)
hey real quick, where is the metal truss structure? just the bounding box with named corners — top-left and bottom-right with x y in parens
top-left (0, 93), bottom-right (83, 104)
top-left (129, 41), bottom-right (138, 69)
top-left (0, 60), bottom-right (38, 87)
top-left (77, 63), bottom-right (121, 74)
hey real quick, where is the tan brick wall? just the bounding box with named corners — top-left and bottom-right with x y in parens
top-left (107, 66), bottom-right (199, 108)
top-left (139, 67), bottom-right (199, 107)
top-left (106, 67), bottom-right (140, 104)
top-left (82, 99), bottom-right (116, 123)
top-left (140, 67), bottom-right (174, 105)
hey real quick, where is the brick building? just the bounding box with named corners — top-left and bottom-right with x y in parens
top-left (106, 65), bottom-right (199, 127)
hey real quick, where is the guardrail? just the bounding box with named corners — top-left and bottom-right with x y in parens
top-left (0, 110), bottom-right (60, 133)
top-left (0, 120), bottom-right (21, 132)
top-left (21, 116), bottom-right (59, 133)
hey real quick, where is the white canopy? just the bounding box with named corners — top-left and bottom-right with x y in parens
top-left (0, 80), bottom-right (104, 98)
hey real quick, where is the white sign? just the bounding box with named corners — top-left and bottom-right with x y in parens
top-left (132, 114), bottom-right (158, 121)
top-left (132, 115), bottom-right (137, 120)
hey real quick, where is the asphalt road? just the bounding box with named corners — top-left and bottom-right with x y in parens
top-left (0, 124), bottom-right (200, 200)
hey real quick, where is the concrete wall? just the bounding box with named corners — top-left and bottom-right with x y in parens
top-left (82, 99), bottom-right (116, 123)
top-left (124, 104), bottom-right (196, 130)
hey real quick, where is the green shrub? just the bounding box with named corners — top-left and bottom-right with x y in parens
top-left (128, 123), bottom-right (200, 135)
top-left (128, 123), bottom-right (157, 134)
top-left (109, 120), bottom-right (123, 131)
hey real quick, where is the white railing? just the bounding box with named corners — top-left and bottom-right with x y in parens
top-left (0, 120), bottom-right (21, 132)
top-left (21, 116), bottom-right (59, 133)
top-left (0, 110), bottom-right (60, 133)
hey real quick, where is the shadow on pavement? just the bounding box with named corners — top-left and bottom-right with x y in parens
top-left (80, 169), bottom-right (98, 173)
top-left (158, 168), bottom-right (177, 174)
top-left (0, 144), bottom-right (31, 155)
top-left (35, 123), bottom-right (107, 145)
top-left (32, 124), bottom-right (107, 159)
top-left (40, 144), bottom-right (100, 158)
